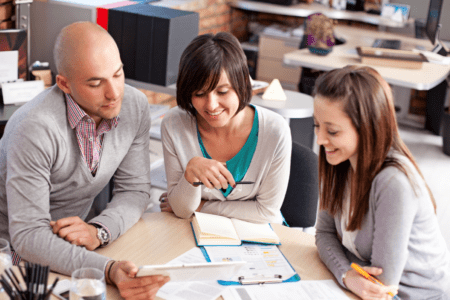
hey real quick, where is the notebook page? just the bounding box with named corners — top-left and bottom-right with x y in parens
top-left (195, 212), bottom-right (239, 240)
top-left (231, 219), bottom-right (280, 244)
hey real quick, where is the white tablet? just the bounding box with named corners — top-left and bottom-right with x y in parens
top-left (136, 261), bottom-right (246, 282)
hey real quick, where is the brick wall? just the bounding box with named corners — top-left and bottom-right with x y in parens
top-left (0, 0), bottom-right (14, 29)
top-left (172, 0), bottom-right (234, 35)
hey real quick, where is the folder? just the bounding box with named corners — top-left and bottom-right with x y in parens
top-left (199, 244), bottom-right (300, 285)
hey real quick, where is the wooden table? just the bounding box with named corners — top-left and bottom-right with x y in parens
top-left (49, 212), bottom-right (358, 299)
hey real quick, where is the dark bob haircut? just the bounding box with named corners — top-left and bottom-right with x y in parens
top-left (176, 32), bottom-right (252, 116)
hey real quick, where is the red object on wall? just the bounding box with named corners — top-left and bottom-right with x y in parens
top-left (96, 1), bottom-right (136, 30)
top-left (97, 7), bottom-right (109, 29)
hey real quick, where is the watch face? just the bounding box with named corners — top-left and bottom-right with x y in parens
top-left (97, 228), bottom-right (110, 245)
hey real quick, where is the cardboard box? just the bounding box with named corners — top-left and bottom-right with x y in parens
top-left (257, 57), bottom-right (301, 85)
top-left (259, 34), bottom-right (301, 60)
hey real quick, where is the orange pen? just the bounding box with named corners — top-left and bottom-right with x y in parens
top-left (350, 263), bottom-right (400, 299)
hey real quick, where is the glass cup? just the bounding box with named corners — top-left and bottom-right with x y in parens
top-left (70, 268), bottom-right (106, 300)
top-left (0, 238), bottom-right (12, 294)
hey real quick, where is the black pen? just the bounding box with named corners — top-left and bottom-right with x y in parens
top-left (193, 181), bottom-right (255, 188)
top-left (43, 277), bottom-right (58, 300)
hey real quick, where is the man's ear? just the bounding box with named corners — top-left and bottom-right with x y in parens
top-left (56, 74), bottom-right (71, 94)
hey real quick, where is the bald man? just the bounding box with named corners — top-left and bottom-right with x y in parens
top-left (0, 22), bottom-right (169, 299)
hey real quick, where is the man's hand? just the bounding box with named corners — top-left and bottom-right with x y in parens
top-left (50, 216), bottom-right (100, 250)
top-left (108, 260), bottom-right (170, 300)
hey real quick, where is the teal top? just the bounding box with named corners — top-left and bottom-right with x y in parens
top-left (198, 106), bottom-right (259, 197)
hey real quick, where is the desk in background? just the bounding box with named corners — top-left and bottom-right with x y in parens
top-left (230, 0), bottom-right (411, 28)
top-left (229, 1), bottom-right (414, 95)
top-left (283, 25), bottom-right (450, 135)
top-left (48, 212), bottom-right (358, 300)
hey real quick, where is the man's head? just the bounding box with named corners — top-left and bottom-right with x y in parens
top-left (54, 22), bottom-right (125, 126)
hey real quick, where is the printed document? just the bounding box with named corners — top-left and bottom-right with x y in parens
top-left (204, 244), bottom-right (296, 282)
top-left (228, 280), bottom-right (350, 300)
top-left (156, 247), bottom-right (229, 300)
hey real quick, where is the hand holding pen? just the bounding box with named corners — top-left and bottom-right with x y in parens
top-left (343, 263), bottom-right (400, 300)
top-left (185, 157), bottom-right (235, 190)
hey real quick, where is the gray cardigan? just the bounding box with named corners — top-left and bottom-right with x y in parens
top-left (161, 105), bottom-right (292, 224)
top-left (0, 84), bottom-right (151, 275)
top-left (315, 152), bottom-right (450, 299)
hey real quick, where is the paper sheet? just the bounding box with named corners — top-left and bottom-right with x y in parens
top-left (156, 248), bottom-right (230, 300)
top-left (229, 280), bottom-right (350, 300)
top-left (2, 80), bottom-right (45, 105)
top-left (203, 244), bottom-right (296, 282)
top-left (0, 51), bottom-right (18, 83)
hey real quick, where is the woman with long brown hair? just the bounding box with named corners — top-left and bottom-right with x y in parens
top-left (314, 65), bottom-right (450, 299)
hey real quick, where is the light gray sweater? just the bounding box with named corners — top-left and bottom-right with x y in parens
top-left (315, 152), bottom-right (450, 299)
top-left (161, 105), bottom-right (292, 224)
top-left (0, 84), bottom-right (152, 275)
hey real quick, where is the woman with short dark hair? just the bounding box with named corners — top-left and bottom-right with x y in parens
top-left (159, 32), bottom-right (292, 224)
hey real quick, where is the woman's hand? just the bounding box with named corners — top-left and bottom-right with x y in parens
top-left (159, 193), bottom-right (205, 213)
top-left (343, 267), bottom-right (398, 300)
top-left (159, 193), bottom-right (173, 213)
top-left (185, 157), bottom-right (235, 190)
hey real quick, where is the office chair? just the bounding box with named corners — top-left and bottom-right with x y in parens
top-left (281, 141), bottom-right (319, 229)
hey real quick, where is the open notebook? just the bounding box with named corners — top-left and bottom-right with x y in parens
top-left (191, 212), bottom-right (281, 246)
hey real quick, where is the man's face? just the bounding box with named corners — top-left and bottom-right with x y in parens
top-left (60, 39), bottom-right (125, 126)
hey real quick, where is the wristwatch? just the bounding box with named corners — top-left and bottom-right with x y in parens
top-left (92, 224), bottom-right (110, 247)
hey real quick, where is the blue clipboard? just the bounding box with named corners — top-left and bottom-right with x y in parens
top-left (199, 244), bottom-right (300, 285)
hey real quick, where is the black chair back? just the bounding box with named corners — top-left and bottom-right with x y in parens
top-left (281, 141), bottom-right (319, 228)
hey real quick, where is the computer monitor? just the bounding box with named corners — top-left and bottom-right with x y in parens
top-left (425, 0), bottom-right (448, 55)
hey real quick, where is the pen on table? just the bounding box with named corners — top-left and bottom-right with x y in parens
top-left (193, 181), bottom-right (255, 187)
top-left (350, 263), bottom-right (400, 300)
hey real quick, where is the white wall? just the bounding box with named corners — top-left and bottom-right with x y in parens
top-left (392, 0), bottom-right (450, 41)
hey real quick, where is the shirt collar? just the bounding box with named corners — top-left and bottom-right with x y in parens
top-left (65, 93), bottom-right (120, 129)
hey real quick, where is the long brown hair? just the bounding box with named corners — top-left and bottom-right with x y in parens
top-left (314, 65), bottom-right (436, 231)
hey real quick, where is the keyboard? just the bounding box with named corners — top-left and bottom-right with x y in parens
top-left (372, 39), bottom-right (402, 50)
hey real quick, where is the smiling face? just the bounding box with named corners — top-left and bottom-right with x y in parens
top-left (192, 70), bottom-right (240, 129)
top-left (314, 95), bottom-right (359, 170)
top-left (56, 23), bottom-right (125, 127)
